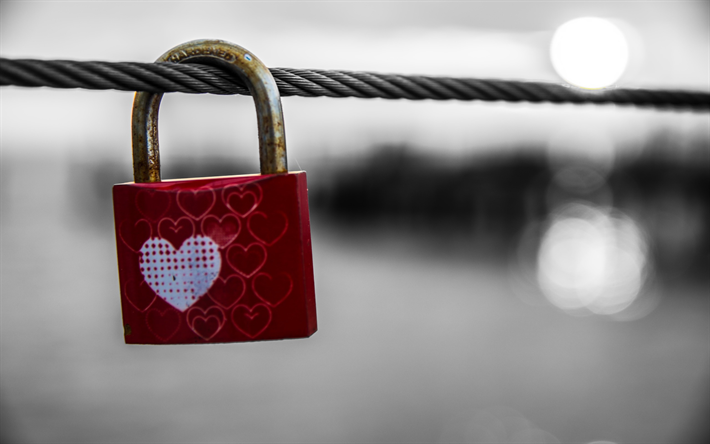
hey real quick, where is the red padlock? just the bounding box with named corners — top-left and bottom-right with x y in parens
top-left (113, 40), bottom-right (316, 344)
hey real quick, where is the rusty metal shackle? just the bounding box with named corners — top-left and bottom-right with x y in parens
top-left (131, 39), bottom-right (287, 183)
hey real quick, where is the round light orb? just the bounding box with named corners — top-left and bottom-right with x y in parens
top-left (536, 203), bottom-right (648, 316)
top-left (551, 17), bottom-right (629, 89)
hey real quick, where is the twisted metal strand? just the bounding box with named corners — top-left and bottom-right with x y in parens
top-left (1, 58), bottom-right (708, 109)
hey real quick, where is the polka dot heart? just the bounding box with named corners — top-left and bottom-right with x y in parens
top-left (139, 235), bottom-right (221, 311)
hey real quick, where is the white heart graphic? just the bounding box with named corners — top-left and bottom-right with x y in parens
top-left (139, 235), bottom-right (221, 311)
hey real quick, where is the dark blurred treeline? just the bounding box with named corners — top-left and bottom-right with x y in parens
top-left (311, 144), bottom-right (709, 278)
top-left (72, 135), bottom-right (709, 280)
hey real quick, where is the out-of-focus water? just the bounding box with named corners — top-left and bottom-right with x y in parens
top-left (1, 155), bottom-right (708, 443)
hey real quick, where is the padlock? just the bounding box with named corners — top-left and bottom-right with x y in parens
top-left (113, 40), bottom-right (316, 344)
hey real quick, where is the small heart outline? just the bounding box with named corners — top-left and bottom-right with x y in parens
top-left (226, 243), bottom-right (267, 278)
top-left (252, 272), bottom-right (293, 307)
top-left (201, 214), bottom-right (240, 248)
top-left (222, 183), bottom-right (262, 217)
top-left (177, 188), bottom-right (216, 220)
top-left (187, 306), bottom-right (226, 341)
top-left (146, 307), bottom-right (181, 341)
top-left (248, 211), bottom-right (289, 246)
top-left (231, 303), bottom-right (272, 339)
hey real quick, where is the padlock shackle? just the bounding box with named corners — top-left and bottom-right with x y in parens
top-left (131, 39), bottom-right (287, 183)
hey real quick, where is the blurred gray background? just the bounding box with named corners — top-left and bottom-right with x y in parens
top-left (1, 1), bottom-right (708, 443)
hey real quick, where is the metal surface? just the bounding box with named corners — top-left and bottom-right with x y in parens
top-left (2, 58), bottom-right (709, 109)
top-left (131, 39), bottom-right (287, 183)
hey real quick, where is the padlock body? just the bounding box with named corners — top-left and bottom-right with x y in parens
top-left (113, 172), bottom-right (316, 344)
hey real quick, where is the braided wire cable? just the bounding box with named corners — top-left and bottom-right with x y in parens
top-left (1, 58), bottom-right (708, 109)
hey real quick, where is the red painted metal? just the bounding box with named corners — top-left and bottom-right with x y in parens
top-left (114, 172), bottom-right (316, 344)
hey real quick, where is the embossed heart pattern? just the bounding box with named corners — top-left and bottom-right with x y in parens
top-left (129, 189), bottom-right (289, 314)
top-left (114, 172), bottom-right (317, 343)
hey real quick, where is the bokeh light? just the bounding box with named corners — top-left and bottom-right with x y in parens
top-left (536, 203), bottom-right (649, 316)
top-left (551, 17), bottom-right (629, 89)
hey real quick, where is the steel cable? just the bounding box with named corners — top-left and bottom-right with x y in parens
top-left (1, 58), bottom-right (708, 110)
